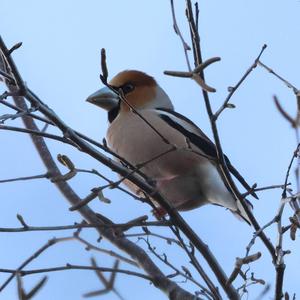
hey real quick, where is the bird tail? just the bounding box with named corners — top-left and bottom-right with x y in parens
top-left (233, 199), bottom-right (253, 225)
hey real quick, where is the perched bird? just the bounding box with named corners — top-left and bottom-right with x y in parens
top-left (87, 70), bottom-right (254, 223)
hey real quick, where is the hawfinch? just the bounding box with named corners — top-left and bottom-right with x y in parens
top-left (87, 70), bottom-right (254, 223)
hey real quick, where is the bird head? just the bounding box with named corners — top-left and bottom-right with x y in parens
top-left (87, 70), bottom-right (174, 119)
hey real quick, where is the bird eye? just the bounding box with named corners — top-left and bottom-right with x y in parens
top-left (121, 83), bottom-right (135, 94)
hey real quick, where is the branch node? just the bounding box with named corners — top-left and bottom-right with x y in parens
top-left (51, 154), bottom-right (77, 182)
top-left (16, 214), bottom-right (29, 229)
top-left (164, 57), bottom-right (220, 93)
top-left (100, 48), bottom-right (108, 84)
top-left (8, 42), bottom-right (23, 55)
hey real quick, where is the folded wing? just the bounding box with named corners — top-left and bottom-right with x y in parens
top-left (156, 108), bottom-right (257, 200)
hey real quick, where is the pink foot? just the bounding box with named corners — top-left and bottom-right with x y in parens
top-left (152, 207), bottom-right (167, 219)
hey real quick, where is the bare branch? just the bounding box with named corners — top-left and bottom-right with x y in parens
top-left (100, 48), bottom-right (108, 84)
top-left (0, 237), bottom-right (72, 292)
top-left (8, 41), bottom-right (22, 55)
top-left (16, 214), bottom-right (29, 228)
top-left (83, 258), bottom-right (125, 300)
top-left (170, 0), bottom-right (192, 71)
top-left (258, 60), bottom-right (299, 94)
top-left (274, 95), bottom-right (297, 127)
top-left (0, 98), bottom-right (53, 124)
top-left (227, 252), bottom-right (262, 286)
top-left (26, 276), bottom-right (48, 300)
top-left (0, 172), bottom-right (50, 184)
top-left (142, 237), bottom-right (214, 299)
top-left (0, 124), bottom-right (75, 146)
top-left (0, 220), bottom-right (168, 233)
top-left (214, 44), bottom-right (267, 120)
top-left (75, 236), bottom-right (138, 267)
top-left (164, 57), bottom-right (221, 92)
top-left (242, 183), bottom-right (290, 198)
top-left (0, 265), bottom-right (152, 282)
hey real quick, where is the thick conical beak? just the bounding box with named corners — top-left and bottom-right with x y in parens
top-left (86, 86), bottom-right (119, 111)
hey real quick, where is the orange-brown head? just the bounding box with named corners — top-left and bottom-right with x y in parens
top-left (87, 70), bottom-right (173, 118)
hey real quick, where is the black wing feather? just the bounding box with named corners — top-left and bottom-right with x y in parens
top-left (158, 109), bottom-right (257, 199)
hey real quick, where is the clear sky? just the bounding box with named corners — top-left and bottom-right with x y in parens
top-left (1, 0), bottom-right (300, 299)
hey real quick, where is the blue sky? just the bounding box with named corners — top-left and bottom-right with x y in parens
top-left (1, 0), bottom-right (300, 299)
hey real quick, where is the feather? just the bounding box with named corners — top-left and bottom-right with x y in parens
top-left (156, 108), bottom-right (258, 199)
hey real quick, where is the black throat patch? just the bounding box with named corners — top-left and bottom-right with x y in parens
top-left (108, 101), bottom-right (120, 123)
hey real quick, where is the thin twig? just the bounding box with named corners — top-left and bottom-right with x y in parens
top-left (141, 237), bottom-right (213, 299)
top-left (0, 220), bottom-right (168, 233)
top-left (274, 199), bottom-right (288, 300)
top-left (0, 265), bottom-right (152, 282)
top-left (75, 236), bottom-right (138, 267)
top-left (226, 252), bottom-right (261, 286)
top-left (282, 144), bottom-right (300, 219)
top-left (0, 110), bottom-right (35, 123)
top-left (0, 237), bottom-right (73, 292)
top-left (127, 232), bottom-right (180, 246)
top-left (170, 0), bottom-right (192, 71)
top-left (0, 172), bottom-right (50, 183)
top-left (214, 44), bottom-right (267, 120)
top-left (76, 168), bottom-right (147, 201)
top-left (168, 225), bottom-right (222, 300)
top-left (274, 95), bottom-right (297, 127)
top-left (258, 60), bottom-right (299, 94)
top-left (242, 183), bottom-right (290, 198)
top-left (164, 57), bottom-right (221, 93)
top-left (245, 218), bottom-right (276, 257)
top-left (0, 124), bottom-right (75, 146)
top-left (283, 144), bottom-right (300, 198)
top-left (83, 258), bottom-right (125, 300)
top-left (0, 98), bottom-right (53, 124)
